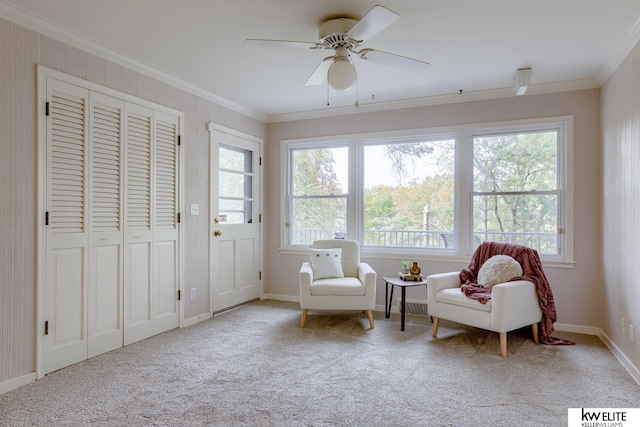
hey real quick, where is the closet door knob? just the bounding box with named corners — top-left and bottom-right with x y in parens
top-left (214, 230), bottom-right (222, 237)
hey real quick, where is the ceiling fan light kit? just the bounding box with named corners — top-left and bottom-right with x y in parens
top-left (327, 48), bottom-right (357, 90)
top-left (245, 5), bottom-right (429, 92)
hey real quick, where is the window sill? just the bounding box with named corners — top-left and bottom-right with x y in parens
top-left (279, 247), bottom-right (576, 269)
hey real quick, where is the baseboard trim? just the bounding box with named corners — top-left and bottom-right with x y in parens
top-left (0, 372), bottom-right (36, 395)
top-left (182, 312), bottom-right (211, 328)
top-left (555, 323), bottom-right (639, 386)
top-left (596, 329), bottom-right (640, 386)
top-left (263, 293), bottom-right (299, 303)
top-left (554, 323), bottom-right (600, 335)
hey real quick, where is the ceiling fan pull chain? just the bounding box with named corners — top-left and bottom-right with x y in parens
top-left (355, 78), bottom-right (359, 107)
top-left (326, 80), bottom-right (330, 107)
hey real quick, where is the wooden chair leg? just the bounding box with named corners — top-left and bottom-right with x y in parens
top-left (367, 310), bottom-right (374, 329)
top-left (432, 317), bottom-right (440, 337)
top-left (300, 309), bottom-right (308, 328)
top-left (532, 323), bottom-right (540, 344)
top-left (499, 332), bottom-right (507, 357)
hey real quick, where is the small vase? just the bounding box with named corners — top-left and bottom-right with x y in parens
top-left (410, 262), bottom-right (421, 275)
top-left (400, 267), bottom-right (410, 274)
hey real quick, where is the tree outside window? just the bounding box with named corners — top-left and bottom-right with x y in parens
top-left (289, 146), bottom-right (347, 245)
top-left (362, 139), bottom-right (455, 248)
top-left (284, 117), bottom-right (570, 259)
top-left (472, 130), bottom-right (560, 254)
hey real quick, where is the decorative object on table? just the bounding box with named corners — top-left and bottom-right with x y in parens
top-left (399, 273), bottom-right (423, 281)
top-left (400, 259), bottom-right (410, 274)
top-left (399, 261), bottom-right (423, 280)
top-left (410, 261), bottom-right (421, 275)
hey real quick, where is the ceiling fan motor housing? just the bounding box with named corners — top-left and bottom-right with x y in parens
top-left (318, 18), bottom-right (358, 49)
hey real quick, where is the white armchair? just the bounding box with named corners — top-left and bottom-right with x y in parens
top-left (427, 242), bottom-right (545, 357)
top-left (299, 240), bottom-right (377, 329)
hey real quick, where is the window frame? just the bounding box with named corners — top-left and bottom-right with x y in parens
top-left (283, 138), bottom-right (354, 247)
top-left (280, 116), bottom-right (574, 266)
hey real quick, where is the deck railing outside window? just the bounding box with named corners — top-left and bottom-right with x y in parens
top-left (292, 228), bottom-right (556, 253)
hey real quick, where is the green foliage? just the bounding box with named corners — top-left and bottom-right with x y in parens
top-left (292, 149), bottom-right (344, 196)
top-left (291, 131), bottom-right (558, 248)
top-left (291, 148), bottom-right (346, 241)
top-left (473, 131), bottom-right (558, 235)
top-left (364, 174), bottom-right (454, 232)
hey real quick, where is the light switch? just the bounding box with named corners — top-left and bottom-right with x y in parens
top-left (190, 204), bottom-right (199, 216)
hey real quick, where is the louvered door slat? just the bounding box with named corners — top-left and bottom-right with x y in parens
top-left (154, 119), bottom-right (177, 229)
top-left (50, 90), bottom-right (86, 234)
top-left (125, 112), bottom-right (151, 231)
top-left (91, 102), bottom-right (121, 233)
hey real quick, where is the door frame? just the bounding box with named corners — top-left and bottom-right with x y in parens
top-left (206, 122), bottom-right (264, 314)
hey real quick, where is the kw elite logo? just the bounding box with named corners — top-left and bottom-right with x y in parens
top-left (568, 408), bottom-right (639, 427)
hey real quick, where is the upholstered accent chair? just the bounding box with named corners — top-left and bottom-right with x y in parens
top-left (427, 242), bottom-right (544, 357)
top-left (299, 240), bottom-right (377, 329)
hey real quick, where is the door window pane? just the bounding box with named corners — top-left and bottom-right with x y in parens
top-left (219, 144), bottom-right (253, 224)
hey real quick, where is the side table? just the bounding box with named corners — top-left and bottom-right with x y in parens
top-left (383, 276), bottom-right (429, 331)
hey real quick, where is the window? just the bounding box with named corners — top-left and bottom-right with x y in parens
top-left (288, 145), bottom-right (349, 244)
top-left (472, 129), bottom-right (561, 254)
top-left (282, 117), bottom-right (572, 262)
top-left (362, 139), bottom-right (455, 249)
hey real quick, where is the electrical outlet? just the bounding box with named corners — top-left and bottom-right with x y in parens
top-left (190, 288), bottom-right (196, 301)
top-left (630, 324), bottom-right (635, 343)
top-left (190, 204), bottom-right (199, 216)
top-left (621, 318), bottom-right (626, 335)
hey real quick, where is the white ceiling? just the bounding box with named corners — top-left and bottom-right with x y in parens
top-left (3, 0), bottom-right (640, 122)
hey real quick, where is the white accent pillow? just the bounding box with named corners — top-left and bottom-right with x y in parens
top-left (477, 255), bottom-right (523, 288)
top-left (309, 248), bottom-right (344, 280)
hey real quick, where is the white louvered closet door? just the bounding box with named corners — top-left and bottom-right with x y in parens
top-left (42, 70), bottom-right (182, 373)
top-left (123, 103), bottom-right (155, 345)
top-left (44, 78), bottom-right (90, 374)
top-left (88, 92), bottom-right (124, 358)
top-left (123, 105), bottom-right (180, 345)
top-left (151, 111), bottom-right (180, 335)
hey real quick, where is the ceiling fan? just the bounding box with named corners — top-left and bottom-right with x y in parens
top-left (245, 5), bottom-right (430, 91)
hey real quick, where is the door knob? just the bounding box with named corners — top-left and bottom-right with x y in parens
top-left (214, 230), bottom-right (222, 236)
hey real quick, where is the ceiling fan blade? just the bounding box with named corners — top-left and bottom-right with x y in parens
top-left (347, 5), bottom-right (400, 42)
top-left (244, 39), bottom-right (320, 49)
top-left (360, 49), bottom-right (429, 73)
top-left (305, 57), bottom-right (334, 86)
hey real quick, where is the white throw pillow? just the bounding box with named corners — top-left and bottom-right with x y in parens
top-left (477, 255), bottom-right (523, 288)
top-left (309, 248), bottom-right (344, 280)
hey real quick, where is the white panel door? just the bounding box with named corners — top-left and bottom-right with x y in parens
top-left (88, 92), bottom-right (124, 358)
top-left (210, 127), bottom-right (262, 312)
top-left (123, 103), bottom-right (155, 345)
top-left (44, 78), bottom-right (90, 373)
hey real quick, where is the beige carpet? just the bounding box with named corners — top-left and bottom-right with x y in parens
top-left (1, 299), bottom-right (638, 426)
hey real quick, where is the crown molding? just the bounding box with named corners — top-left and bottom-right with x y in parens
top-left (266, 78), bottom-right (599, 123)
top-left (596, 14), bottom-right (640, 85)
top-left (0, 1), bottom-right (267, 122)
top-left (0, 0), bottom-right (627, 125)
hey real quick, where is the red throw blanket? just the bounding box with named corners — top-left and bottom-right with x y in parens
top-left (460, 241), bottom-right (574, 345)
